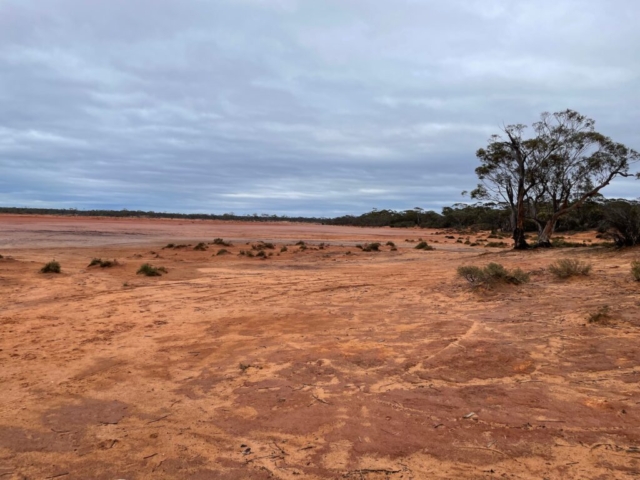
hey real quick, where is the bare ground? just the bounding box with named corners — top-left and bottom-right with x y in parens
top-left (0, 215), bottom-right (639, 479)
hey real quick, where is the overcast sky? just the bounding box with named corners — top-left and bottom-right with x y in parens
top-left (0, 0), bottom-right (638, 216)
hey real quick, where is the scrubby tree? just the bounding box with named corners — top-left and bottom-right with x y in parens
top-left (473, 110), bottom-right (639, 248)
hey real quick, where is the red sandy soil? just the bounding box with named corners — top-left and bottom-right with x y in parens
top-left (1, 215), bottom-right (639, 479)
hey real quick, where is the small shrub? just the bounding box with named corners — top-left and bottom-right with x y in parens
top-left (548, 259), bottom-right (592, 279)
top-left (299, 245), bottom-right (307, 251)
top-left (280, 246), bottom-right (288, 253)
top-left (41, 261), bottom-right (61, 274)
top-left (415, 241), bottom-right (434, 250)
top-left (194, 242), bottom-right (207, 251)
top-left (386, 241), bottom-right (396, 247)
top-left (137, 263), bottom-right (165, 276)
top-left (551, 238), bottom-right (588, 248)
top-left (631, 261), bottom-right (640, 281)
top-left (362, 242), bottom-right (381, 252)
top-left (295, 241), bottom-right (305, 246)
top-left (216, 249), bottom-right (230, 256)
top-left (587, 305), bottom-right (611, 324)
top-left (213, 238), bottom-right (231, 247)
top-left (88, 258), bottom-right (118, 268)
top-left (457, 262), bottom-right (529, 287)
top-left (164, 243), bottom-right (175, 249)
top-left (445, 235), bottom-right (455, 239)
top-left (88, 258), bottom-right (102, 267)
top-left (390, 246), bottom-right (398, 251)
top-left (256, 250), bottom-right (266, 258)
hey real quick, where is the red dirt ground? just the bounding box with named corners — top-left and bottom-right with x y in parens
top-left (1, 215), bottom-right (639, 479)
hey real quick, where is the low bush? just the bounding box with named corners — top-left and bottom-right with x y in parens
top-left (295, 241), bottom-right (305, 246)
top-left (457, 262), bottom-right (529, 287)
top-left (137, 263), bottom-right (166, 276)
top-left (88, 258), bottom-right (118, 268)
top-left (194, 242), bottom-right (208, 251)
top-left (386, 241), bottom-right (396, 247)
top-left (415, 241), bottom-right (434, 250)
top-left (362, 242), bottom-right (381, 252)
top-left (163, 243), bottom-right (175, 249)
top-left (212, 238), bottom-right (231, 247)
top-left (256, 250), bottom-right (266, 258)
top-left (216, 249), bottom-right (230, 256)
top-left (631, 261), bottom-right (640, 281)
top-left (548, 258), bottom-right (592, 279)
top-left (280, 246), bottom-right (288, 253)
top-left (41, 260), bottom-right (61, 274)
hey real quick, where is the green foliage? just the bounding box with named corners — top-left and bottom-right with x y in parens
top-left (548, 258), bottom-right (592, 279)
top-left (137, 263), bottom-right (166, 276)
top-left (631, 261), bottom-right (640, 281)
top-left (457, 262), bottom-right (529, 287)
top-left (601, 200), bottom-right (640, 247)
top-left (88, 258), bottom-right (118, 268)
top-left (415, 241), bottom-right (434, 250)
top-left (41, 261), bottom-right (61, 274)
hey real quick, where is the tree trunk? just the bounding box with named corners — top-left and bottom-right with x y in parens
top-left (513, 227), bottom-right (528, 249)
top-left (537, 219), bottom-right (557, 247)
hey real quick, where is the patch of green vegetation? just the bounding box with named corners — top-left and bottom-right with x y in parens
top-left (548, 258), bottom-right (592, 279)
top-left (415, 241), bottom-right (434, 250)
top-left (137, 263), bottom-right (167, 276)
top-left (457, 262), bottom-right (529, 287)
top-left (41, 260), bottom-right (61, 274)
top-left (88, 258), bottom-right (118, 268)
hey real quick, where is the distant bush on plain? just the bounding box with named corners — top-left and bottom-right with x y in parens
top-left (548, 259), bottom-right (592, 279)
top-left (137, 263), bottom-right (167, 276)
top-left (457, 262), bottom-right (529, 287)
top-left (88, 258), bottom-right (118, 268)
top-left (41, 260), bottom-right (61, 274)
top-left (415, 241), bottom-right (434, 250)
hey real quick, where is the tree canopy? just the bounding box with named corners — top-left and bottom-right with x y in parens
top-left (472, 109), bottom-right (639, 248)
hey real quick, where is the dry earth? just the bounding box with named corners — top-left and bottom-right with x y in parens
top-left (1, 215), bottom-right (639, 479)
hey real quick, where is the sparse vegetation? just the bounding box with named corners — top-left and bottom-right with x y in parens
top-left (163, 243), bottom-right (175, 249)
top-left (415, 241), bottom-right (434, 250)
top-left (137, 263), bottom-right (167, 276)
top-left (280, 246), bottom-right (288, 253)
top-left (212, 238), bottom-right (232, 247)
top-left (256, 250), bottom-right (267, 258)
top-left (193, 242), bottom-right (208, 251)
top-left (548, 259), bottom-right (592, 279)
top-left (457, 262), bottom-right (529, 287)
top-left (216, 249), bottom-right (230, 255)
top-left (41, 261), bottom-right (61, 274)
top-left (631, 261), bottom-right (640, 281)
top-left (485, 241), bottom-right (508, 248)
top-left (361, 242), bottom-right (381, 252)
top-left (295, 241), bottom-right (305, 246)
top-left (88, 258), bottom-right (118, 268)
top-left (386, 241), bottom-right (395, 247)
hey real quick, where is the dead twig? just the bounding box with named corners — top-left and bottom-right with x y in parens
top-left (311, 394), bottom-right (330, 405)
top-left (143, 453), bottom-right (158, 460)
top-left (147, 414), bottom-right (171, 424)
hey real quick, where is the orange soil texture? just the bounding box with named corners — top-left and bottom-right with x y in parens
top-left (1, 214), bottom-right (639, 479)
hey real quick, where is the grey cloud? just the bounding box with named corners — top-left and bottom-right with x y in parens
top-left (0, 0), bottom-right (638, 215)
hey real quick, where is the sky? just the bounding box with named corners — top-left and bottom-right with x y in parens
top-left (0, 0), bottom-right (639, 217)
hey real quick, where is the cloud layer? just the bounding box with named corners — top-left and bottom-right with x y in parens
top-left (1, 0), bottom-right (638, 215)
